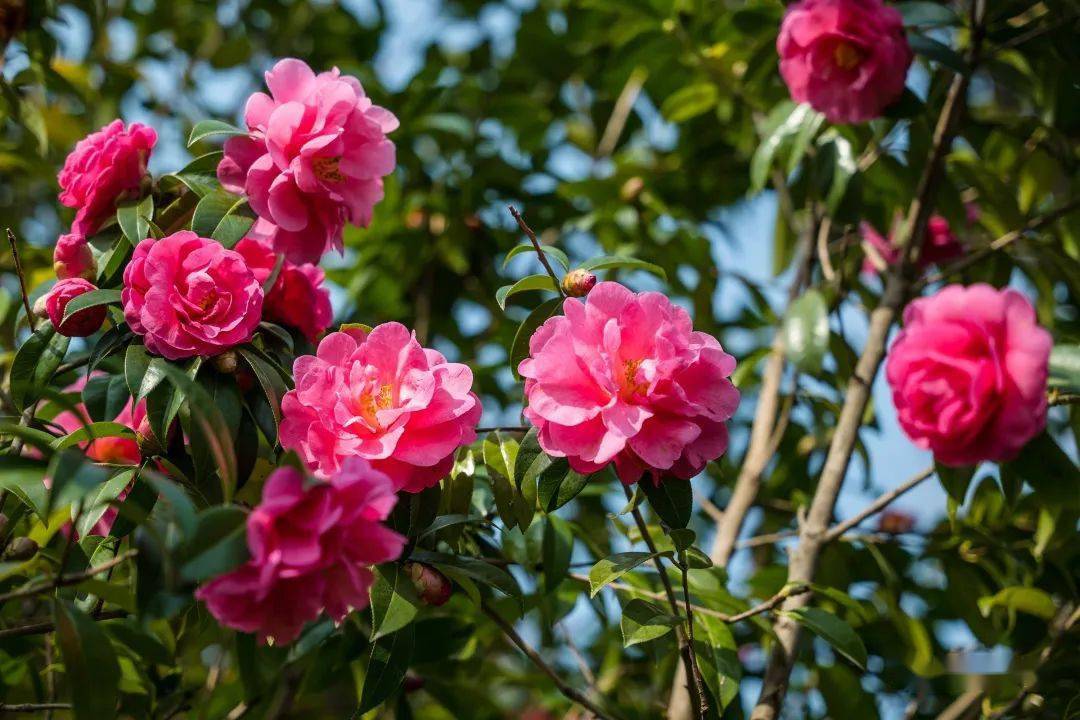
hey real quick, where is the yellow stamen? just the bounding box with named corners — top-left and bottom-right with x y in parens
top-left (313, 155), bottom-right (344, 183)
top-left (834, 42), bottom-right (862, 71)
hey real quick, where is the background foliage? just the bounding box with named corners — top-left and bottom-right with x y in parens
top-left (1, 1), bottom-right (1079, 719)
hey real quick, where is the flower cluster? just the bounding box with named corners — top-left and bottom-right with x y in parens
top-left (777, 0), bottom-right (912, 123)
top-left (219, 58), bottom-right (398, 264)
top-left (195, 460), bottom-right (405, 644)
top-left (519, 282), bottom-right (740, 485)
top-left (280, 324), bottom-right (482, 492)
top-left (235, 237), bottom-right (333, 341)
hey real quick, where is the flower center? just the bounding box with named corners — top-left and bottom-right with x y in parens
top-left (313, 155), bottom-right (344, 183)
top-left (358, 383), bottom-right (394, 428)
top-left (620, 359), bottom-right (648, 397)
top-left (833, 42), bottom-right (863, 71)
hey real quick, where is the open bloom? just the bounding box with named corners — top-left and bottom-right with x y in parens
top-left (235, 236), bottom-right (333, 341)
top-left (219, 58), bottom-right (398, 264)
top-left (58, 120), bottom-right (156, 235)
top-left (280, 324), bottom-right (481, 492)
top-left (519, 282), bottom-right (739, 484)
top-left (886, 284), bottom-right (1051, 466)
top-left (53, 232), bottom-right (96, 281)
top-left (43, 277), bottom-right (106, 337)
top-left (778, 0), bottom-right (912, 124)
top-left (195, 460), bottom-right (404, 644)
top-left (861, 213), bottom-right (963, 275)
top-left (122, 231), bottom-right (263, 360)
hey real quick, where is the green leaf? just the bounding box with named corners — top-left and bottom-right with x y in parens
top-left (82, 374), bottom-right (130, 423)
top-left (178, 506), bottom-right (249, 582)
top-left (495, 274), bottom-right (558, 310)
top-left (76, 469), bottom-right (136, 538)
top-left (783, 289), bottom-right (829, 373)
top-left (1004, 433), bottom-right (1079, 510)
top-left (750, 101), bottom-right (808, 192)
top-left (409, 550), bottom-right (522, 598)
top-left (620, 598), bottom-right (682, 648)
top-left (909, 33), bottom-right (967, 75)
top-left (191, 189), bottom-right (253, 247)
top-left (784, 607), bottom-right (868, 670)
top-left (640, 477), bottom-right (693, 529)
top-left (357, 624), bottom-right (415, 714)
top-left (978, 587), bottom-right (1056, 620)
top-left (669, 528), bottom-right (696, 552)
top-left (0, 458), bottom-right (49, 520)
top-left (187, 119), bottom-right (248, 146)
top-left (537, 464), bottom-right (589, 513)
top-left (116, 194), bottom-right (154, 247)
top-left (236, 346), bottom-right (290, 429)
top-left (483, 431), bottom-right (520, 529)
top-left (60, 288), bottom-right (122, 324)
top-left (936, 463), bottom-right (974, 504)
top-left (541, 515), bottom-right (574, 593)
top-left (164, 151), bottom-right (222, 198)
top-left (1049, 344), bottom-right (1080, 392)
top-left (580, 255), bottom-right (667, 280)
top-left (696, 614), bottom-right (742, 711)
top-left (820, 132), bottom-right (856, 213)
top-left (51, 421), bottom-right (135, 451)
top-left (897, 1), bottom-right (959, 26)
top-left (661, 83), bottom-right (718, 123)
top-left (510, 297), bottom-right (561, 380)
top-left (88, 324), bottom-right (133, 372)
top-left (588, 551), bottom-right (662, 598)
top-left (370, 565), bottom-right (422, 640)
top-left (53, 600), bottom-right (121, 720)
top-left (503, 243), bottom-right (570, 271)
top-left (47, 450), bottom-right (110, 514)
top-left (10, 325), bottom-right (69, 410)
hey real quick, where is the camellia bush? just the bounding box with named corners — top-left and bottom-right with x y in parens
top-left (1, 1), bottom-right (1078, 719)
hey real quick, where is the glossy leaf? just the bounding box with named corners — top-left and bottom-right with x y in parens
top-left (785, 607), bottom-right (868, 670)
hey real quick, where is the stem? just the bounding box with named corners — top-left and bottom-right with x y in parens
top-left (0, 550), bottom-right (137, 604)
top-left (750, 4), bottom-right (986, 717)
top-left (476, 425), bottom-right (530, 434)
top-left (6, 228), bottom-right (36, 331)
top-left (480, 601), bottom-right (618, 720)
top-left (508, 206), bottom-right (565, 296)
top-left (0, 704), bottom-right (73, 713)
top-left (822, 466), bottom-right (934, 543)
top-left (676, 556), bottom-right (710, 719)
top-left (0, 610), bottom-right (128, 640)
top-left (622, 485), bottom-right (708, 720)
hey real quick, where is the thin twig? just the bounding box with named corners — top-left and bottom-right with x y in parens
top-left (0, 609), bottom-right (128, 640)
top-left (480, 601), bottom-right (618, 720)
top-left (724, 585), bottom-right (811, 624)
top-left (6, 228), bottom-right (35, 331)
top-left (476, 425), bottom-right (530, 434)
top-left (596, 68), bottom-right (647, 157)
top-left (823, 466), bottom-right (934, 543)
top-left (622, 485), bottom-right (708, 720)
top-left (0, 550), bottom-right (137, 604)
top-left (0, 704), bottom-right (73, 713)
top-left (508, 206), bottom-right (565, 296)
top-left (678, 554), bottom-right (709, 719)
top-left (1048, 390), bottom-right (1080, 407)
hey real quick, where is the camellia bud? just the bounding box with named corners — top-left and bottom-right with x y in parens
top-left (561, 269), bottom-right (597, 298)
top-left (405, 562), bottom-right (452, 606)
top-left (877, 510), bottom-right (916, 535)
top-left (4, 537), bottom-right (38, 562)
top-left (53, 233), bottom-right (97, 281)
top-left (213, 350), bottom-right (239, 375)
top-left (135, 415), bottom-right (164, 458)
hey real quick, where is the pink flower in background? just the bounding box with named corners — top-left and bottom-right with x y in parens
top-left (195, 461), bottom-right (404, 644)
top-left (219, 58), bottom-right (398, 264)
top-left (53, 232), bottom-right (96, 281)
top-left (886, 284), bottom-right (1051, 466)
top-left (58, 120), bottom-right (156, 235)
top-left (122, 231), bottom-right (263, 360)
top-left (861, 213), bottom-right (964, 274)
top-left (280, 323), bottom-right (481, 492)
top-left (43, 277), bottom-right (106, 337)
top-left (235, 237), bottom-right (333, 341)
top-left (519, 282), bottom-right (739, 485)
top-left (777, 0), bottom-right (912, 124)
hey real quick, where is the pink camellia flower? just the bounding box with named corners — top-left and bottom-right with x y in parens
top-left (234, 237), bottom-right (333, 341)
top-left (58, 120), bottom-right (157, 235)
top-left (777, 0), bottom-right (913, 124)
top-left (886, 284), bottom-right (1052, 466)
top-left (43, 277), bottom-right (106, 337)
top-left (861, 213), bottom-right (963, 274)
top-left (122, 231), bottom-right (263, 360)
top-left (519, 282), bottom-right (740, 484)
top-left (53, 232), bottom-right (96, 281)
top-left (218, 58), bottom-right (398, 264)
top-left (195, 460), bottom-right (405, 644)
top-left (279, 323), bottom-right (482, 492)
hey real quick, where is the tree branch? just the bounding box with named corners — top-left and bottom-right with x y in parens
top-left (480, 601), bottom-right (619, 720)
top-left (508, 206), bottom-right (565, 296)
top-left (6, 228), bottom-right (36, 332)
top-left (0, 549), bottom-right (137, 604)
top-left (0, 609), bottom-right (127, 640)
top-left (822, 466), bottom-right (934, 543)
top-left (0, 704), bottom-right (73, 713)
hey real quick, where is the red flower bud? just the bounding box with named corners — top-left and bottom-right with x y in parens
top-left (561, 269), bottom-right (597, 298)
top-left (405, 562), bottom-right (452, 606)
top-left (877, 510), bottom-right (916, 535)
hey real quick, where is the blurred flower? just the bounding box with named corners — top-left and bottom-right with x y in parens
top-left (122, 231), bottom-right (263, 360)
top-left (58, 120), bottom-right (156, 235)
top-left (195, 461), bottom-right (404, 644)
top-left (53, 232), bottom-right (96, 281)
top-left (860, 213), bottom-right (964, 275)
top-left (219, 58), bottom-right (398, 264)
top-left (777, 0), bottom-right (912, 124)
top-left (520, 282), bottom-right (739, 484)
top-left (877, 509), bottom-right (916, 535)
top-left (886, 284), bottom-right (1051, 466)
top-left (43, 277), bottom-right (105, 337)
top-left (234, 236), bottom-right (333, 341)
top-left (280, 324), bottom-right (481, 492)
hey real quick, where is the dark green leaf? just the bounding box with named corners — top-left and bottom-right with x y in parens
top-left (640, 477), bottom-right (693, 529)
top-left (936, 463), bottom-right (974, 504)
top-left (503, 243), bottom-right (570, 271)
top-left (409, 550), bottom-right (522, 598)
top-left (909, 33), bottom-right (967, 74)
top-left (580, 255), bottom-right (667, 280)
top-left (661, 83), bottom-right (718, 123)
top-left (11, 325), bottom-right (69, 410)
top-left (785, 607), bottom-right (867, 670)
top-left (188, 119), bottom-right (248, 146)
top-left (541, 515), bottom-right (573, 593)
top-left (60, 288), bottom-right (122, 324)
top-left (370, 565), bottom-right (422, 640)
top-left (357, 624), bottom-right (414, 715)
top-left (53, 600), bottom-right (121, 720)
top-left (116, 194), bottom-right (154, 247)
top-left (620, 598), bottom-right (682, 647)
top-left (589, 551), bottom-right (662, 597)
top-left (510, 297), bottom-right (561, 380)
top-left (495, 274), bottom-right (558, 310)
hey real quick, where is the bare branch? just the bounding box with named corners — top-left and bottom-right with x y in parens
top-left (823, 466), bottom-right (934, 543)
top-left (0, 549), bottom-right (138, 604)
top-left (0, 609), bottom-right (127, 640)
top-left (508, 206), bottom-right (565, 296)
top-left (6, 228), bottom-right (36, 331)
